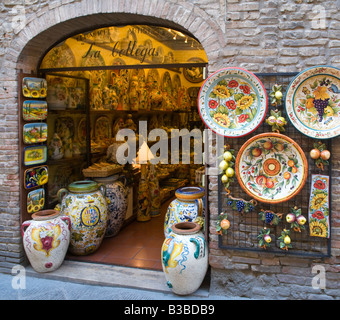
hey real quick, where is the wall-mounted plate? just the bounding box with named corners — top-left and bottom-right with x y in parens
top-left (24, 165), bottom-right (48, 189)
top-left (27, 188), bottom-right (45, 214)
top-left (23, 101), bottom-right (48, 121)
top-left (22, 77), bottom-right (47, 98)
top-left (23, 123), bottom-right (47, 144)
top-left (23, 145), bottom-right (47, 166)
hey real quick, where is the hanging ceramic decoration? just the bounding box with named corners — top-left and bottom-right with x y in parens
top-left (23, 123), bottom-right (48, 144)
top-left (24, 165), bottom-right (48, 189)
top-left (27, 188), bottom-right (45, 214)
top-left (285, 65), bottom-right (340, 139)
top-left (23, 145), bottom-right (47, 166)
top-left (308, 174), bottom-right (330, 238)
top-left (235, 133), bottom-right (308, 204)
top-left (198, 67), bottom-right (268, 137)
top-left (23, 101), bottom-right (48, 121)
top-left (22, 77), bottom-right (47, 98)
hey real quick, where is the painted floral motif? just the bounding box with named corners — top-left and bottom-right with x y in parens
top-left (198, 68), bottom-right (267, 137)
top-left (308, 175), bottom-right (330, 238)
top-left (286, 66), bottom-right (340, 139)
top-left (236, 133), bottom-right (307, 203)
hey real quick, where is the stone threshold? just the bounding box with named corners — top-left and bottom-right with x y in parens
top-left (25, 260), bottom-right (210, 298)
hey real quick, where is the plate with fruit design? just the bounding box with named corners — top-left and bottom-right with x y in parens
top-left (285, 65), bottom-right (340, 139)
top-left (198, 67), bottom-right (268, 137)
top-left (235, 133), bottom-right (308, 204)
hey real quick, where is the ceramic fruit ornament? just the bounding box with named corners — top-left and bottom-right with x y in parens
top-left (219, 144), bottom-right (236, 193)
top-left (259, 209), bottom-right (282, 226)
top-left (265, 109), bottom-right (287, 133)
top-left (269, 84), bottom-right (283, 107)
top-left (310, 141), bottom-right (330, 171)
top-left (279, 229), bottom-right (292, 251)
top-left (258, 228), bottom-right (272, 250)
top-left (226, 196), bottom-right (257, 214)
top-left (216, 212), bottom-right (230, 235)
top-left (286, 206), bottom-right (307, 232)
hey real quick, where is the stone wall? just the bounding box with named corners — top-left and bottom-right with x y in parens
top-left (0, 0), bottom-right (339, 299)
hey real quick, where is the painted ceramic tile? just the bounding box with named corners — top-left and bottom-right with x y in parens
top-left (23, 123), bottom-right (48, 144)
top-left (235, 133), bottom-right (308, 204)
top-left (24, 165), bottom-right (48, 189)
top-left (23, 145), bottom-right (47, 166)
top-left (23, 101), bottom-right (48, 121)
top-left (308, 174), bottom-right (330, 238)
top-left (22, 77), bottom-right (47, 98)
top-left (198, 67), bottom-right (267, 137)
top-left (285, 66), bottom-right (340, 139)
top-left (27, 188), bottom-right (45, 214)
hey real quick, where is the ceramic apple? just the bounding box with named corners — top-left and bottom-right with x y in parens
top-left (286, 213), bottom-right (296, 223)
top-left (310, 148), bottom-right (321, 160)
top-left (252, 147), bottom-right (262, 157)
top-left (320, 150), bottom-right (330, 161)
top-left (297, 215), bottom-right (306, 225)
top-left (263, 141), bottom-right (273, 150)
top-left (264, 234), bottom-right (272, 243)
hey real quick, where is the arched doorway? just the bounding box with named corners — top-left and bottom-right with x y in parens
top-left (14, 5), bottom-right (224, 274)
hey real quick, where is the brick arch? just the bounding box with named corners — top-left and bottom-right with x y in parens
top-left (14, 0), bottom-right (225, 72)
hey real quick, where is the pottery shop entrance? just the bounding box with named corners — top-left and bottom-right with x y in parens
top-left (18, 17), bottom-right (209, 272)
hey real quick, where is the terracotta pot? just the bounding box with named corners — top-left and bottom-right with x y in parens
top-left (57, 180), bottom-right (108, 255)
top-left (93, 175), bottom-right (128, 237)
top-left (164, 186), bottom-right (205, 237)
top-left (21, 210), bottom-right (71, 273)
top-left (161, 222), bottom-right (208, 295)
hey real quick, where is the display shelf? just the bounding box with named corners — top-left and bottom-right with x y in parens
top-left (217, 72), bottom-right (332, 258)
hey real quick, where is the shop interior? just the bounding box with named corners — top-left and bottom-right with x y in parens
top-left (31, 25), bottom-right (208, 270)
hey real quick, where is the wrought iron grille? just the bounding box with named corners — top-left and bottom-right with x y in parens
top-left (217, 72), bottom-right (332, 258)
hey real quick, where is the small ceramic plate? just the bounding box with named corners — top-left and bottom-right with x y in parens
top-left (22, 77), bottom-right (47, 98)
top-left (24, 165), bottom-right (48, 189)
top-left (285, 65), bottom-right (340, 139)
top-left (235, 133), bottom-right (308, 204)
top-left (23, 123), bottom-right (48, 144)
top-left (23, 145), bottom-right (47, 166)
top-left (198, 67), bottom-right (267, 137)
top-left (27, 188), bottom-right (45, 214)
top-left (23, 101), bottom-right (48, 121)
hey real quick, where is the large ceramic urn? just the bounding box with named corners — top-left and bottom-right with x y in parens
top-left (21, 210), bottom-right (71, 273)
top-left (161, 222), bottom-right (208, 295)
top-left (164, 186), bottom-right (205, 237)
top-left (93, 175), bottom-right (128, 237)
top-left (57, 180), bottom-right (108, 255)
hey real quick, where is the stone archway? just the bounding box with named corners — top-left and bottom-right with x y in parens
top-left (0, 0), bottom-right (226, 271)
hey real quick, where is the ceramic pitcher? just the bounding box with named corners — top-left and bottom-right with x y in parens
top-left (164, 186), bottom-right (205, 237)
top-left (161, 222), bottom-right (208, 295)
top-left (93, 175), bottom-right (128, 237)
top-left (21, 210), bottom-right (71, 273)
top-left (57, 180), bottom-right (108, 255)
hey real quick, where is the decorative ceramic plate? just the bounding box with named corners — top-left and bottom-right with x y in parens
top-left (27, 188), bottom-right (45, 214)
top-left (95, 116), bottom-right (111, 139)
top-left (77, 117), bottom-right (87, 143)
top-left (23, 101), bottom-right (47, 121)
top-left (235, 133), bottom-right (308, 204)
top-left (24, 165), bottom-right (48, 189)
top-left (285, 65), bottom-right (340, 139)
top-left (198, 67), bottom-right (268, 137)
top-left (23, 123), bottom-right (48, 144)
top-left (22, 77), bottom-right (47, 98)
top-left (23, 145), bottom-right (47, 166)
top-left (183, 57), bottom-right (205, 83)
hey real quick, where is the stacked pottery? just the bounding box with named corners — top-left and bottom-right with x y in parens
top-left (21, 210), bottom-right (71, 273)
top-left (164, 186), bottom-right (205, 237)
top-left (161, 222), bottom-right (208, 295)
top-left (93, 175), bottom-right (128, 237)
top-left (57, 180), bottom-right (108, 255)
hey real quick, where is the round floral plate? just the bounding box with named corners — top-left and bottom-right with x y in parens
top-left (235, 133), bottom-right (308, 204)
top-left (197, 67), bottom-right (267, 137)
top-left (285, 65), bottom-right (340, 139)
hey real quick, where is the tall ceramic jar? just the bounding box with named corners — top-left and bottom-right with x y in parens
top-left (93, 175), bottom-right (128, 237)
top-left (164, 186), bottom-right (205, 237)
top-left (57, 180), bottom-right (108, 255)
top-left (21, 210), bottom-right (71, 273)
top-left (161, 222), bottom-right (208, 295)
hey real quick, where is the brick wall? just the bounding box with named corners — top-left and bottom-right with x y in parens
top-left (0, 0), bottom-right (339, 298)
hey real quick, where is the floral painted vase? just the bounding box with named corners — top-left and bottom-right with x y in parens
top-left (21, 210), bottom-right (71, 273)
top-left (93, 175), bottom-right (128, 237)
top-left (57, 181), bottom-right (108, 255)
top-left (164, 187), bottom-right (205, 237)
top-left (161, 222), bottom-right (208, 295)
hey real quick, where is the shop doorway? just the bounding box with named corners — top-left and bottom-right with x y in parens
top-left (19, 23), bottom-right (209, 271)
